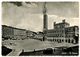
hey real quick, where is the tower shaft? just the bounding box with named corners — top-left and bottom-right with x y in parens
top-left (43, 2), bottom-right (48, 33)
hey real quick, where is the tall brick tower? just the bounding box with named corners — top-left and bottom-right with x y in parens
top-left (43, 2), bottom-right (48, 41)
top-left (43, 2), bottom-right (48, 33)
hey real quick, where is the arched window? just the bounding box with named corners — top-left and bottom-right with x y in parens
top-left (65, 39), bottom-right (67, 42)
top-left (53, 39), bottom-right (54, 41)
top-left (71, 39), bottom-right (74, 43)
top-left (62, 39), bottom-right (63, 42)
top-left (68, 39), bottom-right (70, 43)
top-left (55, 39), bottom-right (56, 41)
top-left (60, 39), bottom-right (61, 43)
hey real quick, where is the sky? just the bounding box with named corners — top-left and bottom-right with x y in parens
top-left (2, 2), bottom-right (79, 32)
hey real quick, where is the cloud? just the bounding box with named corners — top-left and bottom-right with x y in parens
top-left (15, 14), bottom-right (43, 32)
top-left (2, 2), bottom-right (79, 32)
top-left (22, 2), bottom-right (38, 8)
top-left (2, 2), bottom-right (43, 31)
top-left (47, 2), bottom-right (79, 18)
top-left (48, 15), bottom-right (79, 29)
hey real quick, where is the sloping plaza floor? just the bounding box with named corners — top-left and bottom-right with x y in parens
top-left (2, 39), bottom-right (78, 56)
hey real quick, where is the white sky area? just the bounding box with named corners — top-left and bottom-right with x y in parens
top-left (2, 2), bottom-right (79, 32)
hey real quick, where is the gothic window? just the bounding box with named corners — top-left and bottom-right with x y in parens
top-left (68, 39), bottom-right (70, 43)
top-left (65, 39), bottom-right (67, 42)
top-left (62, 39), bottom-right (63, 42)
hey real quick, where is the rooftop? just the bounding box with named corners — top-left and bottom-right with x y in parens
top-left (2, 25), bottom-right (26, 31)
top-left (54, 19), bottom-right (70, 25)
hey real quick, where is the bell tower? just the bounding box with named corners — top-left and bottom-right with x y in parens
top-left (43, 2), bottom-right (48, 41)
top-left (43, 2), bottom-right (48, 33)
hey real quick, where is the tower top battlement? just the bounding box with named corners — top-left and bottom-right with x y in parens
top-left (43, 2), bottom-right (47, 15)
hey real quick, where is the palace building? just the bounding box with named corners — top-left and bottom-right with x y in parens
top-left (46, 20), bottom-right (79, 43)
top-left (42, 3), bottom-right (79, 43)
top-left (2, 25), bottom-right (27, 40)
top-left (2, 25), bottom-right (35, 40)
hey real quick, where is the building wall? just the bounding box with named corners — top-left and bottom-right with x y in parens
top-left (2, 25), bottom-right (27, 40)
top-left (2, 25), bottom-right (14, 38)
top-left (47, 20), bottom-right (69, 38)
top-left (47, 29), bottom-right (65, 38)
top-left (26, 30), bottom-right (34, 38)
top-left (13, 28), bottom-right (27, 40)
top-left (46, 20), bottom-right (79, 43)
top-left (54, 20), bottom-right (70, 29)
top-left (65, 26), bottom-right (79, 38)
